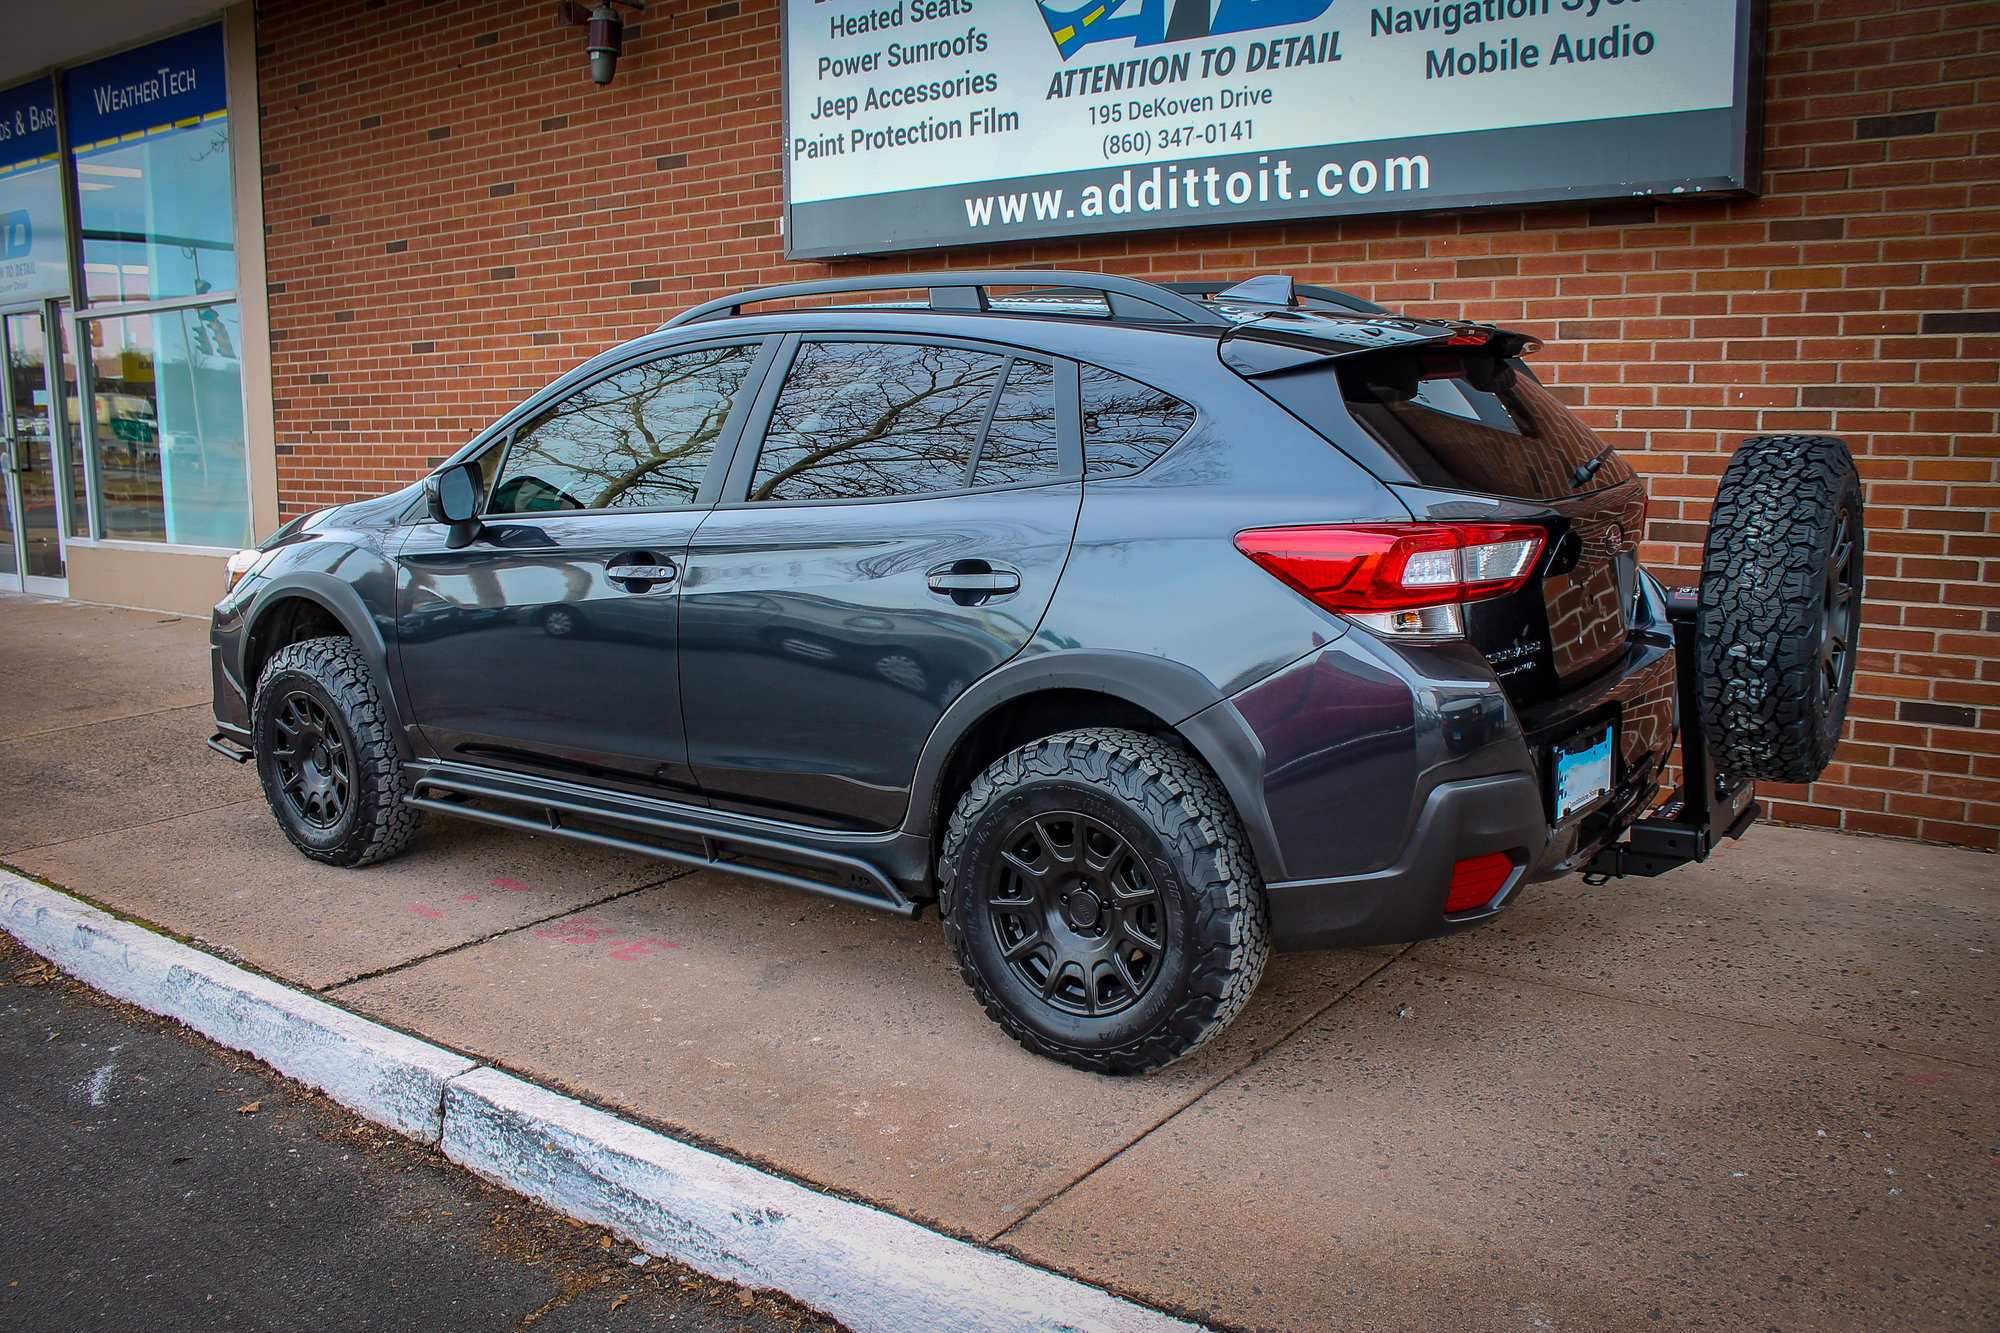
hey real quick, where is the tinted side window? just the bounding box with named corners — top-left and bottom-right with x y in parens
top-left (488, 344), bottom-right (756, 514)
top-left (971, 359), bottom-right (1058, 488)
top-left (1080, 365), bottom-right (1194, 476)
top-left (749, 341), bottom-right (1056, 501)
top-left (1333, 349), bottom-right (1634, 501)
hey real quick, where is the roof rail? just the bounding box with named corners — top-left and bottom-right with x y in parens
top-left (660, 270), bottom-right (1231, 329)
top-left (1163, 280), bottom-right (1390, 316)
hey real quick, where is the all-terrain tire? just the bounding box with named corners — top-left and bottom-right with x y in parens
top-left (938, 728), bottom-right (1270, 1074)
top-left (252, 637), bottom-right (423, 867)
top-left (1695, 434), bottom-right (1865, 784)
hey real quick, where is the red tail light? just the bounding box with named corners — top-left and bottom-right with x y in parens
top-left (1444, 852), bottom-right (1515, 913)
top-left (1233, 523), bottom-right (1546, 631)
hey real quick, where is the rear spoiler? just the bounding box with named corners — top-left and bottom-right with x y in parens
top-left (1220, 315), bottom-right (1543, 378)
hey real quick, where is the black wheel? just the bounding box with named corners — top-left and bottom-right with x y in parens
top-left (252, 637), bottom-right (422, 867)
top-left (938, 728), bottom-right (1269, 1074)
top-left (1695, 434), bottom-right (1865, 784)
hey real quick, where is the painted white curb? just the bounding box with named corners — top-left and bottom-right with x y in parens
top-left (1, 868), bottom-right (1206, 1333)
top-left (443, 1067), bottom-right (1203, 1333)
top-left (0, 870), bottom-right (476, 1143)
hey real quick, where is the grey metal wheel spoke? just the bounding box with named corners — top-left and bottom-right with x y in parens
top-left (1109, 950), bottom-right (1145, 997)
top-left (1105, 859), bottom-right (1156, 906)
top-left (1115, 915), bottom-right (1162, 952)
top-left (997, 848), bottom-right (1047, 886)
top-left (1077, 823), bottom-right (1119, 877)
top-left (1000, 930), bottom-right (1046, 964)
top-left (1033, 818), bottom-right (1077, 870)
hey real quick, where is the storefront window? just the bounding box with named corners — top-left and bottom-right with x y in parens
top-left (66, 27), bottom-right (234, 304)
top-left (86, 304), bottom-right (248, 548)
top-left (0, 80), bottom-right (67, 304)
top-left (0, 23), bottom-right (251, 566)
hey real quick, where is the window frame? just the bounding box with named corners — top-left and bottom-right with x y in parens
top-left (472, 335), bottom-right (778, 522)
top-left (715, 332), bottom-right (1083, 509)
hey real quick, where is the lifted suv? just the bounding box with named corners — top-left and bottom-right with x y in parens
top-left (209, 271), bottom-right (1863, 1073)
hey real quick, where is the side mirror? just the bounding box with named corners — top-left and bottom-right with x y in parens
top-left (426, 462), bottom-right (484, 548)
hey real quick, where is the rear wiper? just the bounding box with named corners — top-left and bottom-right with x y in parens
top-left (1569, 453), bottom-right (1606, 489)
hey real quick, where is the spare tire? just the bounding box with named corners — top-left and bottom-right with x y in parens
top-left (1695, 434), bottom-right (1864, 784)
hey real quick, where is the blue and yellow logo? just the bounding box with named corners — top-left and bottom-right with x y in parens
top-left (1040, 0), bottom-right (1336, 58)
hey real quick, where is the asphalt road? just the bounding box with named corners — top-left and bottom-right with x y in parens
top-left (0, 933), bottom-right (842, 1333)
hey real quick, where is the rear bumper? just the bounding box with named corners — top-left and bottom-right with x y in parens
top-left (1264, 772), bottom-right (1547, 950)
top-left (1251, 621), bottom-right (1681, 952)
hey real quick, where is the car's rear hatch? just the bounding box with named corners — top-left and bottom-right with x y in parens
top-left (1219, 313), bottom-right (1645, 708)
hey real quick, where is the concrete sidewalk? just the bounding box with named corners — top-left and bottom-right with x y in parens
top-left (3, 591), bottom-right (1995, 1331)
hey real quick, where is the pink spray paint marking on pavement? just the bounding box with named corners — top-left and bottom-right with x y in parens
top-left (407, 904), bottom-right (443, 918)
top-left (491, 877), bottom-right (532, 893)
top-left (534, 917), bottom-right (683, 960)
top-left (459, 893), bottom-right (481, 902)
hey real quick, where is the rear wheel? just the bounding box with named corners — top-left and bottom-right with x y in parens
top-left (939, 728), bottom-right (1269, 1074)
top-left (253, 637), bottom-right (422, 867)
top-left (1695, 434), bottom-right (1865, 784)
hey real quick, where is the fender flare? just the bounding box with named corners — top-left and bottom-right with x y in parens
top-left (240, 571), bottom-right (412, 757)
top-left (898, 648), bottom-right (1287, 883)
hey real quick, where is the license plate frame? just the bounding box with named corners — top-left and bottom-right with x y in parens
top-left (1552, 722), bottom-right (1617, 823)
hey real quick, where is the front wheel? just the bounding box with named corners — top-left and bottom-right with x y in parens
top-left (938, 728), bottom-right (1269, 1074)
top-left (252, 637), bottom-right (422, 867)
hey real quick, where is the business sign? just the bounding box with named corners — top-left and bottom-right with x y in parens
top-left (782, 0), bottom-right (1761, 258)
top-left (0, 78), bottom-right (64, 301)
top-left (66, 24), bottom-right (228, 154)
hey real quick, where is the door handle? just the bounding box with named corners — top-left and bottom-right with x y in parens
top-left (927, 560), bottom-right (1021, 605)
top-left (606, 560), bottom-right (677, 590)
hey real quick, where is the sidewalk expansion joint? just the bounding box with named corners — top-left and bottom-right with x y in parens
top-left (318, 870), bottom-right (697, 994)
top-left (0, 797), bottom-right (266, 857)
top-left (985, 943), bottom-right (1413, 1248)
top-left (0, 700), bottom-right (214, 745)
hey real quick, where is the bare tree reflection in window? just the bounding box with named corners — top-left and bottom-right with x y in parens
top-left (490, 345), bottom-right (754, 513)
top-left (971, 359), bottom-right (1058, 488)
top-left (750, 343), bottom-right (1007, 501)
top-left (1080, 364), bottom-right (1195, 476)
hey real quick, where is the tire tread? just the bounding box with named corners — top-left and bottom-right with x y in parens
top-left (938, 727), bottom-right (1269, 1074)
top-left (1695, 433), bottom-right (1863, 784)
top-left (254, 637), bottom-right (422, 867)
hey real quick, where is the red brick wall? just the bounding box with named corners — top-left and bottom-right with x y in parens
top-left (254, 0), bottom-right (2000, 849)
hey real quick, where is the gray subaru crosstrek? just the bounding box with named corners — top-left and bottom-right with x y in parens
top-left (208, 271), bottom-right (1864, 1072)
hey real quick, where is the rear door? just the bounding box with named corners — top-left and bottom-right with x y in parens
top-left (394, 338), bottom-right (769, 797)
top-left (679, 334), bottom-right (1081, 830)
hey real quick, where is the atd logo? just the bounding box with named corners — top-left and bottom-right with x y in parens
top-left (1040, 0), bottom-right (1335, 59)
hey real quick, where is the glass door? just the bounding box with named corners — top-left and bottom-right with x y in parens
top-left (2, 305), bottom-right (67, 594)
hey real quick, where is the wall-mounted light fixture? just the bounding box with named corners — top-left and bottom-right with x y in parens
top-left (556, 0), bottom-right (647, 85)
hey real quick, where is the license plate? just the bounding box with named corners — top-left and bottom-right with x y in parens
top-left (1554, 725), bottom-right (1615, 822)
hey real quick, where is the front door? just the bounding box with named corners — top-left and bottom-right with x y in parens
top-left (680, 337), bottom-right (1082, 832)
top-left (393, 339), bottom-right (765, 799)
top-left (1, 306), bottom-right (68, 594)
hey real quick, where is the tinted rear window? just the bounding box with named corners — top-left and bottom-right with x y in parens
top-left (1240, 344), bottom-right (1633, 501)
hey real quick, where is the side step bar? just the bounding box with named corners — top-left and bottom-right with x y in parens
top-left (206, 733), bottom-right (254, 764)
top-left (405, 768), bottom-right (919, 920)
top-left (1582, 586), bottom-right (1759, 883)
